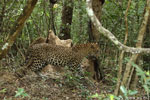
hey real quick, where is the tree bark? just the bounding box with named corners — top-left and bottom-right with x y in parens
top-left (59, 0), bottom-right (73, 39)
top-left (0, 0), bottom-right (38, 60)
top-left (90, 0), bottom-right (102, 41)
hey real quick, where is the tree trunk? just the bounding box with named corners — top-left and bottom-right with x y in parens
top-left (88, 0), bottom-right (105, 81)
top-left (88, 0), bottom-right (103, 42)
top-left (59, 0), bottom-right (73, 39)
top-left (0, 0), bottom-right (38, 60)
top-left (49, 0), bottom-right (57, 34)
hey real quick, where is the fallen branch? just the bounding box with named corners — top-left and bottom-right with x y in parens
top-left (86, 0), bottom-right (150, 54)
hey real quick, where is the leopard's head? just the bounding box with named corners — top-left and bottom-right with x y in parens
top-left (72, 43), bottom-right (100, 58)
top-left (87, 43), bottom-right (100, 58)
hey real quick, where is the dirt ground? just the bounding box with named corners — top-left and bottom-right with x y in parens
top-left (0, 69), bottom-right (110, 100)
top-left (0, 57), bottom-right (147, 100)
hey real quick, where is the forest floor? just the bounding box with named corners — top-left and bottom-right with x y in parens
top-left (0, 57), bottom-right (146, 100)
top-left (0, 52), bottom-right (116, 100)
top-left (0, 59), bottom-right (113, 100)
top-left (0, 69), bottom-right (112, 100)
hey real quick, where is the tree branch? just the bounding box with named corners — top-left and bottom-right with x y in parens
top-left (86, 0), bottom-right (150, 54)
top-left (0, 0), bottom-right (38, 60)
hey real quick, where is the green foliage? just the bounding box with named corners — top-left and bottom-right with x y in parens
top-left (64, 71), bottom-right (83, 87)
top-left (15, 88), bottom-right (29, 98)
top-left (63, 67), bottom-right (92, 98)
top-left (89, 93), bottom-right (102, 100)
top-left (0, 88), bottom-right (7, 93)
top-left (71, 0), bottom-right (89, 43)
top-left (102, 0), bottom-right (145, 45)
top-left (120, 85), bottom-right (138, 100)
top-left (89, 93), bottom-right (123, 100)
top-left (89, 88), bottom-right (138, 100)
top-left (42, 97), bottom-right (49, 100)
top-left (0, 0), bottom-right (146, 51)
top-left (125, 58), bottom-right (150, 95)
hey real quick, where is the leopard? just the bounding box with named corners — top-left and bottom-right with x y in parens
top-left (18, 42), bottom-right (100, 76)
